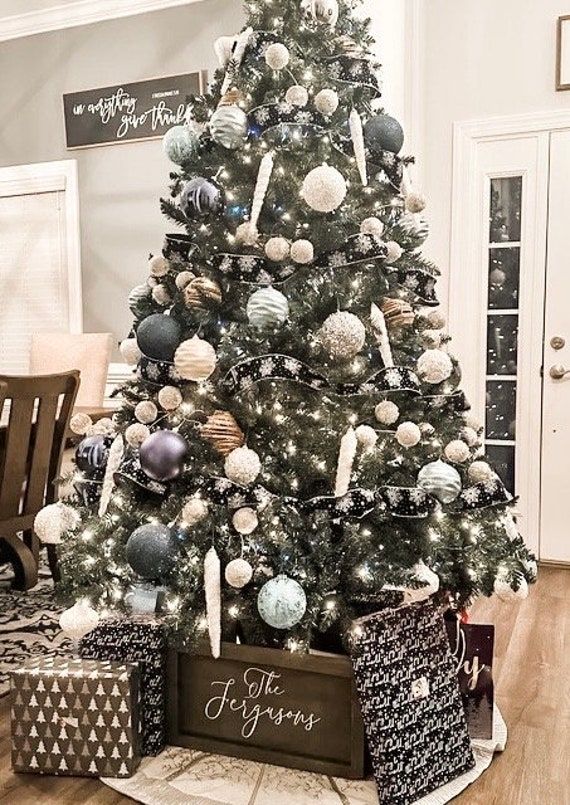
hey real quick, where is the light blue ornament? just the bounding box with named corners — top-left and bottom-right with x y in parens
top-left (163, 125), bottom-right (200, 165)
top-left (257, 574), bottom-right (307, 630)
top-left (417, 459), bottom-right (461, 504)
top-left (210, 105), bottom-right (248, 150)
top-left (246, 287), bottom-right (289, 329)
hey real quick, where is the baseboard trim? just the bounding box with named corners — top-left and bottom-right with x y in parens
top-left (104, 361), bottom-right (133, 408)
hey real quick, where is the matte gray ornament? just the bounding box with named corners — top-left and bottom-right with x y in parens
top-left (139, 430), bottom-right (188, 482)
top-left (125, 523), bottom-right (178, 580)
top-left (136, 313), bottom-right (181, 361)
top-left (417, 459), bottom-right (462, 504)
top-left (181, 177), bottom-right (223, 218)
top-left (209, 106), bottom-right (248, 149)
top-left (257, 574), bottom-right (307, 629)
top-left (364, 114), bottom-right (404, 155)
top-left (163, 124), bottom-right (200, 164)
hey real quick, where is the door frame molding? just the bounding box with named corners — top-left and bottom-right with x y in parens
top-left (450, 109), bottom-right (570, 556)
top-left (0, 159), bottom-right (83, 332)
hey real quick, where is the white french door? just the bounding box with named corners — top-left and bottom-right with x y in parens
top-left (450, 112), bottom-right (570, 562)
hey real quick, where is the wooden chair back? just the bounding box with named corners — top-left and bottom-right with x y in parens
top-left (0, 372), bottom-right (79, 589)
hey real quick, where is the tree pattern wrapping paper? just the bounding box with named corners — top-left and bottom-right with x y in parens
top-left (10, 656), bottom-right (140, 778)
top-left (79, 619), bottom-right (166, 756)
top-left (350, 599), bottom-right (475, 805)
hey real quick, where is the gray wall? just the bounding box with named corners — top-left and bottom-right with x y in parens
top-left (0, 0), bottom-right (244, 348)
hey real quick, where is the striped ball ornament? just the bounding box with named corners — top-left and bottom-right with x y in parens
top-left (417, 459), bottom-right (462, 504)
top-left (174, 335), bottom-right (217, 381)
top-left (209, 105), bottom-right (248, 150)
top-left (246, 287), bottom-right (289, 329)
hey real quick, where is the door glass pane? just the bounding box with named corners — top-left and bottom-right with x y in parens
top-left (488, 247), bottom-right (520, 309)
top-left (486, 380), bottom-right (517, 440)
top-left (486, 315), bottom-right (518, 375)
top-left (489, 177), bottom-right (522, 242)
top-left (486, 444), bottom-right (515, 493)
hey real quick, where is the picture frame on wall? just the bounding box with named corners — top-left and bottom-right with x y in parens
top-left (556, 15), bottom-right (570, 90)
top-left (63, 71), bottom-right (208, 149)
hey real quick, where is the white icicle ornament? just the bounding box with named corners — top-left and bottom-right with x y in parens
top-left (335, 426), bottom-right (358, 497)
top-left (204, 547), bottom-right (221, 658)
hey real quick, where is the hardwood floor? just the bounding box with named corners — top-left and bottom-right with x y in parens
top-left (0, 566), bottom-right (568, 804)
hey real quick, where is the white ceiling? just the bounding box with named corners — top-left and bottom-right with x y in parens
top-left (0, 0), bottom-right (78, 15)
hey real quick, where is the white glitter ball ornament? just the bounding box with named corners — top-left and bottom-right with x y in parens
top-left (290, 239), bottom-right (314, 264)
top-left (232, 507), bottom-right (258, 534)
top-left (384, 241), bottom-right (403, 264)
top-left (494, 571), bottom-right (529, 602)
top-left (463, 412), bottom-right (481, 431)
top-left (461, 426), bottom-right (479, 447)
top-left (182, 497), bottom-right (209, 525)
top-left (59, 600), bottom-right (100, 641)
top-left (375, 400), bottom-right (399, 425)
top-left (174, 335), bottom-right (217, 381)
top-left (444, 439), bottom-right (470, 463)
top-left (149, 255), bottom-right (169, 277)
top-left (257, 574), bottom-right (307, 629)
top-left (360, 217), bottom-right (384, 237)
top-left (264, 236), bottom-right (290, 262)
top-left (225, 446), bottom-right (261, 485)
top-left (158, 385), bottom-right (183, 410)
top-left (235, 222), bottom-right (259, 245)
top-left (314, 88), bottom-right (339, 116)
top-left (120, 338), bottom-right (142, 366)
top-left (34, 503), bottom-right (80, 545)
top-left (301, 165), bottom-right (347, 212)
top-left (225, 558), bottom-right (254, 589)
top-left (285, 85), bottom-right (309, 106)
top-left (135, 400), bottom-right (158, 424)
top-left (175, 270), bottom-right (195, 290)
top-left (355, 425), bottom-right (378, 450)
top-left (247, 287), bottom-right (289, 329)
top-left (152, 285), bottom-right (171, 306)
top-left (125, 423), bottom-right (150, 447)
top-left (417, 349), bottom-right (453, 384)
top-left (70, 412), bottom-right (93, 436)
top-left (428, 310), bottom-right (446, 329)
top-left (468, 460), bottom-right (495, 483)
top-left (421, 329), bottom-right (442, 349)
top-left (405, 192), bottom-right (426, 214)
top-left (417, 459), bottom-right (462, 503)
top-left (396, 421), bottom-right (421, 448)
top-left (320, 311), bottom-right (366, 360)
top-left (265, 42), bottom-right (290, 70)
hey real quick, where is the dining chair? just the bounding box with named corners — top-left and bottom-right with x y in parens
top-left (0, 371), bottom-right (79, 590)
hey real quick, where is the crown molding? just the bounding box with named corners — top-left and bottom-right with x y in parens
top-left (0, 0), bottom-right (205, 43)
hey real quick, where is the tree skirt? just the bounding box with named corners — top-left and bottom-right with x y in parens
top-left (102, 708), bottom-right (507, 805)
top-left (0, 570), bottom-right (71, 698)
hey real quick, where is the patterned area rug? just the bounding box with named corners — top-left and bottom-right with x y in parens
top-left (0, 567), bottom-right (71, 697)
top-left (102, 710), bottom-right (507, 805)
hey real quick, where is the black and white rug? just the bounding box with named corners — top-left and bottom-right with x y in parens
top-left (0, 566), bottom-right (71, 697)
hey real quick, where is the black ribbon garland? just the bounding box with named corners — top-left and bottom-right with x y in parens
top-left (212, 253), bottom-right (296, 285)
top-left (386, 266), bottom-right (438, 306)
top-left (451, 477), bottom-right (513, 512)
top-left (248, 103), bottom-right (328, 138)
top-left (323, 54), bottom-right (381, 97)
top-left (221, 355), bottom-right (422, 397)
top-left (315, 233), bottom-right (388, 269)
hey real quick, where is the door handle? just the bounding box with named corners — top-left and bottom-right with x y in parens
top-left (550, 364), bottom-right (570, 380)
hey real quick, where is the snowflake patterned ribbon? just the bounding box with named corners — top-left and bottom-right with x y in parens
top-left (385, 267), bottom-right (439, 305)
top-left (222, 355), bottom-right (421, 397)
top-left (138, 356), bottom-right (181, 387)
top-left (211, 253), bottom-right (297, 285)
top-left (248, 103), bottom-right (328, 137)
top-left (316, 233), bottom-right (388, 269)
top-left (323, 55), bottom-right (381, 97)
top-left (451, 478), bottom-right (513, 512)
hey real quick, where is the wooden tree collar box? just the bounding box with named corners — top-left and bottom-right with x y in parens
top-left (167, 642), bottom-right (365, 778)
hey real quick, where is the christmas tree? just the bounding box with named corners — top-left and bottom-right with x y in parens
top-left (41, 0), bottom-right (536, 655)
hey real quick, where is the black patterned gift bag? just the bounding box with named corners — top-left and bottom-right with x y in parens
top-left (80, 619), bottom-right (166, 756)
top-left (350, 598), bottom-right (475, 804)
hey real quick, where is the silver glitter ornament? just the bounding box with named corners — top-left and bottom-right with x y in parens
top-left (320, 311), bottom-right (365, 360)
top-left (257, 574), bottom-right (307, 629)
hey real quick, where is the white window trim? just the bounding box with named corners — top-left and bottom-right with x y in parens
top-left (0, 159), bottom-right (83, 333)
top-left (0, 0), bottom-right (206, 43)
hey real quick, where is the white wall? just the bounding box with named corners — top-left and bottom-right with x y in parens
top-left (422, 0), bottom-right (570, 312)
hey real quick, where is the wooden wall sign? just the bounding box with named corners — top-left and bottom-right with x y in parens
top-left (63, 71), bottom-right (207, 149)
top-left (167, 642), bottom-right (366, 779)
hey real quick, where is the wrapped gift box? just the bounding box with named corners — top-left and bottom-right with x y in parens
top-left (80, 619), bottom-right (166, 755)
top-left (10, 657), bottom-right (140, 778)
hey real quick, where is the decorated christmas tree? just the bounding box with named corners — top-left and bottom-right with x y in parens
top-left (40, 0), bottom-right (536, 655)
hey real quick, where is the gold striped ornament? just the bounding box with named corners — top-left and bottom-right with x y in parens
top-left (184, 277), bottom-right (222, 310)
top-left (200, 410), bottom-right (245, 456)
top-left (380, 298), bottom-right (415, 329)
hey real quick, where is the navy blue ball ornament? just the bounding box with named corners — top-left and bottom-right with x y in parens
top-left (75, 435), bottom-right (112, 473)
top-left (181, 177), bottom-right (223, 219)
top-left (136, 313), bottom-right (181, 361)
top-left (257, 574), bottom-right (307, 629)
top-left (139, 429), bottom-right (188, 482)
top-left (364, 114), bottom-right (404, 155)
top-left (125, 523), bottom-right (178, 580)
top-left (163, 125), bottom-right (200, 165)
